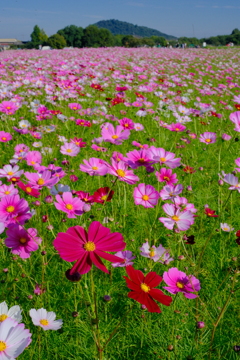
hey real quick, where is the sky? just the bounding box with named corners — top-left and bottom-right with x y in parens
top-left (0, 0), bottom-right (239, 41)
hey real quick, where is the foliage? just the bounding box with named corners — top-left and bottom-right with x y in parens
top-left (82, 25), bottom-right (114, 47)
top-left (94, 19), bottom-right (177, 39)
top-left (57, 25), bottom-right (84, 47)
top-left (47, 34), bottom-right (67, 49)
top-left (30, 25), bottom-right (48, 48)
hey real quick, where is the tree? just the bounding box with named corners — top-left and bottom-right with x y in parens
top-left (47, 34), bottom-right (66, 49)
top-left (57, 25), bottom-right (83, 47)
top-left (82, 25), bottom-right (102, 47)
top-left (30, 25), bottom-right (48, 48)
top-left (231, 28), bottom-right (240, 35)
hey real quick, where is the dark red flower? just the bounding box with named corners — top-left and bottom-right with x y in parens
top-left (123, 266), bottom-right (172, 313)
top-left (234, 104), bottom-right (240, 110)
top-left (93, 187), bottom-right (114, 204)
top-left (235, 230), bottom-right (240, 237)
top-left (183, 166), bottom-right (196, 174)
top-left (17, 182), bottom-right (40, 198)
top-left (204, 208), bottom-right (218, 217)
top-left (75, 191), bottom-right (94, 204)
top-left (111, 97), bottom-right (124, 106)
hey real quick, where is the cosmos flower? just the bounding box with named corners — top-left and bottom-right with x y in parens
top-left (60, 143), bottom-right (80, 157)
top-left (29, 308), bottom-right (62, 331)
top-left (54, 192), bottom-right (86, 218)
top-left (0, 131), bottom-right (12, 142)
top-left (112, 251), bottom-right (136, 267)
top-left (101, 123), bottom-right (130, 145)
top-left (199, 132), bottom-right (217, 144)
top-left (159, 203), bottom-right (194, 231)
top-left (133, 183), bottom-right (160, 208)
top-left (155, 168), bottom-right (178, 185)
top-left (0, 301), bottom-right (22, 323)
top-left (163, 267), bottom-right (200, 299)
top-left (123, 265), bottom-right (172, 313)
top-left (93, 187), bottom-right (114, 204)
top-left (80, 158), bottom-right (109, 176)
top-left (107, 160), bottom-right (139, 185)
top-left (53, 221), bottom-right (126, 275)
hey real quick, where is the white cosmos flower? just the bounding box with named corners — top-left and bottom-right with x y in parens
top-left (0, 318), bottom-right (32, 359)
top-left (29, 308), bottom-right (63, 331)
top-left (50, 184), bottom-right (70, 196)
top-left (220, 223), bottom-right (234, 232)
top-left (0, 301), bottom-right (22, 323)
top-left (19, 120), bottom-right (31, 129)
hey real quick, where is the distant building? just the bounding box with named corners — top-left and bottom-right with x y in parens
top-left (0, 39), bottom-right (23, 50)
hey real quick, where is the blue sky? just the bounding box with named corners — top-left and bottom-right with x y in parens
top-left (0, 0), bottom-right (239, 40)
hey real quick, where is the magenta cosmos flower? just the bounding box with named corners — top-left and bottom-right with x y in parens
top-left (163, 267), bottom-right (201, 299)
top-left (133, 183), bottom-right (160, 208)
top-left (167, 123), bottom-right (186, 132)
top-left (155, 168), bottom-right (178, 186)
top-left (26, 151), bottom-right (42, 167)
top-left (199, 132), bottom-right (216, 144)
top-left (101, 123), bottom-right (130, 145)
top-left (53, 221), bottom-right (126, 274)
top-left (159, 203), bottom-right (194, 231)
top-left (124, 149), bottom-right (153, 169)
top-left (0, 131), bottom-right (12, 142)
top-left (68, 103), bottom-right (82, 110)
top-left (5, 225), bottom-right (42, 259)
top-left (148, 146), bottom-right (181, 169)
top-left (24, 170), bottom-right (59, 189)
top-left (0, 195), bottom-right (30, 224)
top-left (60, 143), bottom-right (80, 157)
top-left (0, 101), bottom-right (19, 115)
top-left (80, 157), bottom-right (109, 176)
top-left (54, 192), bottom-right (86, 218)
top-left (107, 160), bottom-right (139, 185)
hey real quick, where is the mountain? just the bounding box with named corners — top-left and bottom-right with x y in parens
top-left (94, 19), bottom-right (177, 40)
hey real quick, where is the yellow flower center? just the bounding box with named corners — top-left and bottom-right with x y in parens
top-left (175, 128), bottom-right (179, 131)
top-left (40, 319), bottom-right (49, 326)
top-left (140, 283), bottom-right (150, 293)
top-left (0, 314), bottom-right (8, 322)
top-left (101, 195), bottom-right (107, 201)
top-left (176, 281), bottom-right (184, 289)
top-left (31, 161), bottom-right (35, 164)
top-left (4, 191), bottom-right (10, 195)
top-left (19, 237), bottom-right (27, 244)
top-left (205, 139), bottom-right (211, 143)
top-left (84, 241), bottom-right (96, 252)
top-left (0, 341), bottom-right (7, 351)
top-left (2, 137), bottom-right (6, 141)
top-left (66, 204), bottom-right (73, 210)
top-left (7, 172), bottom-right (13, 175)
top-left (26, 187), bottom-right (32, 193)
top-left (142, 195), bottom-right (149, 201)
top-left (116, 169), bottom-right (125, 177)
top-left (138, 158), bottom-right (145, 163)
top-left (92, 166), bottom-right (98, 170)
top-left (66, 149), bottom-right (72, 153)
top-left (37, 178), bottom-right (45, 185)
top-left (160, 157), bottom-right (166, 162)
top-left (6, 206), bottom-right (15, 213)
top-left (149, 249), bottom-right (155, 257)
top-left (172, 215), bottom-right (180, 221)
top-left (163, 176), bottom-right (170, 181)
top-left (112, 135), bottom-right (119, 139)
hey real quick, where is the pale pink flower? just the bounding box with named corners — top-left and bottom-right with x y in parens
top-left (80, 158), bottom-right (109, 176)
top-left (199, 132), bottom-right (217, 144)
top-left (60, 143), bottom-right (80, 157)
top-left (133, 183), bottom-right (160, 208)
top-left (159, 203), bottom-right (194, 231)
top-left (101, 123), bottom-right (130, 144)
top-left (107, 160), bottom-right (139, 185)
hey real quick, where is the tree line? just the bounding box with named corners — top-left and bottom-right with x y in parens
top-left (21, 25), bottom-right (240, 49)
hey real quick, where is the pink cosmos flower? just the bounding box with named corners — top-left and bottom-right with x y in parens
top-left (112, 250), bottom-right (136, 267)
top-left (70, 138), bottom-right (86, 148)
top-left (132, 141), bottom-right (149, 149)
top-left (222, 133), bottom-right (231, 141)
top-left (5, 225), bottom-right (42, 259)
top-left (0, 131), bottom-right (12, 142)
top-left (91, 144), bottom-right (107, 152)
top-left (140, 241), bottom-right (173, 263)
top-left (235, 157), bottom-right (240, 172)
top-left (14, 144), bottom-right (29, 154)
top-left (101, 123), bottom-right (130, 145)
top-left (26, 151), bottom-right (42, 167)
top-left (0, 184), bottom-right (18, 198)
top-left (159, 203), bottom-right (194, 231)
top-left (60, 143), bottom-right (80, 157)
top-left (0, 165), bottom-right (24, 180)
top-left (134, 123), bottom-right (144, 131)
top-left (0, 101), bottom-right (19, 115)
top-left (118, 118), bottom-right (134, 130)
top-left (53, 221), bottom-right (126, 274)
top-left (148, 146), bottom-right (181, 169)
top-left (80, 157), bottom-right (109, 176)
top-left (155, 168), bottom-right (178, 185)
top-left (24, 170), bottom-right (59, 189)
top-left (222, 173), bottom-right (240, 192)
top-left (163, 267), bottom-right (200, 299)
top-left (133, 183), bottom-right (160, 208)
top-left (111, 151), bottom-right (125, 162)
top-left (54, 192), bottom-right (86, 218)
top-left (174, 196), bottom-right (198, 214)
top-left (0, 194), bottom-right (31, 225)
top-left (107, 160), bottom-right (139, 185)
top-left (167, 123), bottom-right (186, 132)
top-left (124, 149), bottom-right (153, 169)
top-left (68, 103), bottom-right (82, 110)
top-left (159, 184), bottom-right (183, 201)
top-left (199, 132), bottom-right (217, 144)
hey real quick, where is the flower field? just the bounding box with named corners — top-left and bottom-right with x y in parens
top-left (0, 47), bottom-right (239, 360)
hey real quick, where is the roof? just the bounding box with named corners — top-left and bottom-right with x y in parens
top-left (0, 39), bottom-right (21, 43)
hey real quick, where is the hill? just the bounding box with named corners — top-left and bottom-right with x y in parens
top-left (94, 19), bottom-right (177, 40)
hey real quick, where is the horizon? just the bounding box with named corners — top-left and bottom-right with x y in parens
top-left (0, 0), bottom-right (239, 41)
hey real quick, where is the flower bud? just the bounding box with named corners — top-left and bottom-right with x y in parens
top-left (65, 269), bottom-right (81, 282)
top-left (103, 295), bottom-right (111, 302)
top-left (44, 195), bottom-right (53, 203)
top-left (42, 215), bottom-right (48, 223)
top-left (197, 321), bottom-right (205, 329)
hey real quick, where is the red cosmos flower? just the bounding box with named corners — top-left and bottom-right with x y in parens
top-left (93, 187), bottom-right (114, 204)
top-left (8, 177), bottom-right (20, 184)
top-left (17, 182), bottom-right (40, 198)
top-left (75, 191), bottom-right (94, 204)
top-left (53, 221), bottom-right (126, 275)
top-left (90, 83), bottom-right (103, 91)
top-left (135, 92), bottom-right (145, 99)
top-left (234, 104), bottom-right (240, 110)
top-left (183, 166), bottom-right (196, 174)
top-left (204, 208), bottom-right (218, 217)
top-left (124, 266), bottom-right (172, 313)
top-left (111, 97), bottom-right (125, 106)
